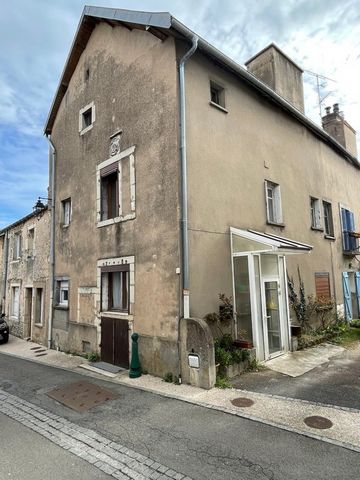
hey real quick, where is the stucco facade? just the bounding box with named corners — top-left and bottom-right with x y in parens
top-left (49, 21), bottom-right (181, 374)
top-left (44, 7), bottom-right (359, 377)
top-left (0, 210), bottom-right (50, 345)
top-left (185, 50), bottom-right (360, 320)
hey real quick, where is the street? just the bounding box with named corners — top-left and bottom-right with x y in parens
top-left (0, 353), bottom-right (359, 480)
top-left (1, 413), bottom-right (112, 480)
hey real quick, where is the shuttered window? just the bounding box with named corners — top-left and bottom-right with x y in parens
top-left (341, 207), bottom-right (357, 252)
top-left (315, 272), bottom-right (331, 299)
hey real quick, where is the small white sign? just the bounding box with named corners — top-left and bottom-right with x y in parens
top-left (188, 354), bottom-right (200, 368)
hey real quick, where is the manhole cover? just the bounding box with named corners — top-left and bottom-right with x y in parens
top-left (231, 397), bottom-right (255, 408)
top-left (47, 381), bottom-right (118, 412)
top-left (304, 416), bottom-right (333, 429)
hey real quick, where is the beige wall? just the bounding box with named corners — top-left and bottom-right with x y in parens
top-left (185, 51), bottom-right (360, 319)
top-left (2, 212), bottom-right (50, 344)
top-left (50, 22), bottom-right (181, 373)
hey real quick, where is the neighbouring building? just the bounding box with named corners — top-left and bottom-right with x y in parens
top-left (0, 208), bottom-right (50, 345)
top-left (42, 6), bottom-right (359, 382)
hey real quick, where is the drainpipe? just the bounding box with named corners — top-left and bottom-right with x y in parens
top-left (179, 34), bottom-right (198, 319)
top-left (46, 135), bottom-right (56, 349)
top-left (1, 230), bottom-right (9, 313)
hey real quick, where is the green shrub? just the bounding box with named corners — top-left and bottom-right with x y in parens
top-left (86, 352), bottom-right (100, 362)
top-left (163, 372), bottom-right (173, 383)
top-left (215, 345), bottom-right (233, 367)
top-left (215, 376), bottom-right (232, 389)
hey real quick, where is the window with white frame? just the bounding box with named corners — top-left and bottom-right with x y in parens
top-left (101, 265), bottom-right (129, 313)
top-left (56, 280), bottom-right (69, 308)
top-left (11, 286), bottom-right (20, 319)
top-left (310, 197), bottom-right (322, 229)
top-left (79, 102), bottom-right (95, 135)
top-left (265, 180), bottom-right (282, 224)
top-left (61, 198), bottom-right (71, 226)
top-left (13, 232), bottom-right (22, 260)
top-left (210, 80), bottom-right (226, 109)
top-left (96, 145), bottom-right (136, 227)
top-left (34, 288), bottom-right (44, 325)
top-left (323, 201), bottom-right (334, 237)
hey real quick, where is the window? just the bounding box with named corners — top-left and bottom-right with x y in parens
top-left (13, 232), bottom-right (22, 260)
top-left (61, 198), bottom-right (71, 226)
top-left (315, 272), bottom-right (331, 299)
top-left (82, 108), bottom-right (92, 128)
top-left (27, 228), bottom-right (35, 255)
top-left (310, 197), bottom-right (322, 229)
top-left (56, 280), bottom-right (69, 308)
top-left (323, 201), bottom-right (334, 237)
top-left (210, 81), bottom-right (225, 109)
top-left (79, 102), bottom-right (95, 135)
top-left (341, 207), bottom-right (357, 252)
top-left (11, 286), bottom-right (20, 318)
top-left (96, 145), bottom-right (136, 227)
top-left (34, 288), bottom-right (44, 324)
top-left (265, 181), bottom-right (282, 224)
top-left (100, 165), bottom-right (119, 221)
top-left (101, 266), bottom-right (129, 313)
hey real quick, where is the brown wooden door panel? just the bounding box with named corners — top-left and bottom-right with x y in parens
top-left (114, 319), bottom-right (129, 368)
top-left (101, 317), bottom-right (114, 364)
top-left (101, 317), bottom-right (129, 368)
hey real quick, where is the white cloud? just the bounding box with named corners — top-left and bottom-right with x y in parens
top-left (1, 0), bottom-right (360, 227)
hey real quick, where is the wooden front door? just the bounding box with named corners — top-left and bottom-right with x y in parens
top-left (101, 317), bottom-right (129, 368)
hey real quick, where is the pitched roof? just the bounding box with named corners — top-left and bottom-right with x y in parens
top-left (44, 5), bottom-right (359, 168)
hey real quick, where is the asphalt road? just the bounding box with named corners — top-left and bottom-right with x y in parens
top-left (0, 413), bottom-right (112, 480)
top-left (232, 344), bottom-right (360, 409)
top-left (0, 352), bottom-right (359, 480)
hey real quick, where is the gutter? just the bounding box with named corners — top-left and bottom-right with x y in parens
top-left (178, 33), bottom-right (198, 319)
top-left (46, 135), bottom-right (56, 349)
top-left (171, 18), bottom-right (358, 168)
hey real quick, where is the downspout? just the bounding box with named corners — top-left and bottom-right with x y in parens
top-left (179, 34), bottom-right (198, 319)
top-left (46, 135), bottom-right (56, 349)
top-left (1, 231), bottom-right (9, 313)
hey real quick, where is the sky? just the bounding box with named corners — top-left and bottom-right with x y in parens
top-left (1, 0), bottom-right (360, 229)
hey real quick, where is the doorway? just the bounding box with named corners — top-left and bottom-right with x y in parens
top-left (24, 288), bottom-right (33, 338)
top-left (263, 280), bottom-right (283, 357)
top-left (100, 317), bottom-right (129, 368)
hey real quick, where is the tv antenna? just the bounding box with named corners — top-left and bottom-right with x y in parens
top-left (304, 70), bottom-right (337, 119)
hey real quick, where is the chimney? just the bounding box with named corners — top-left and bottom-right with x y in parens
top-left (322, 103), bottom-right (358, 158)
top-left (245, 43), bottom-right (305, 113)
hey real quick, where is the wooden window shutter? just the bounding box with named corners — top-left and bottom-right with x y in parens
top-left (315, 272), bottom-right (331, 299)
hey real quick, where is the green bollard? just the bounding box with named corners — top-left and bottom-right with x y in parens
top-left (129, 332), bottom-right (142, 378)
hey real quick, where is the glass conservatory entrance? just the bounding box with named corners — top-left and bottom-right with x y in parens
top-left (230, 228), bottom-right (312, 362)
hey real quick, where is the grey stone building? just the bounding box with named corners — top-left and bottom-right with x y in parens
top-left (0, 208), bottom-right (50, 345)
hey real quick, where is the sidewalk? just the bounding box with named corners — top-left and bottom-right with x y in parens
top-left (1, 335), bottom-right (360, 454)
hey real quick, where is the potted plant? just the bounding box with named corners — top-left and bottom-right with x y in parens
top-left (232, 328), bottom-right (253, 349)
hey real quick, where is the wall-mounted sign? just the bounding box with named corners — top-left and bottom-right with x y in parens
top-left (188, 354), bottom-right (200, 368)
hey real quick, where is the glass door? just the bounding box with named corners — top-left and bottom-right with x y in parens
top-left (264, 280), bottom-right (282, 356)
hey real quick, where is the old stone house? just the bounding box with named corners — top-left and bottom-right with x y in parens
top-left (43, 6), bottom-right (359, 382)
top-left (0, 208), bottom-right (50, 345)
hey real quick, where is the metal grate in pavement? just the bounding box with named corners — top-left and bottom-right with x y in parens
top-left (47, 381), bottom-right (118, 412)
top-left (231, 397), bottom-right (255, 408)
top-left (304, 416), bottom-right (333, 430)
